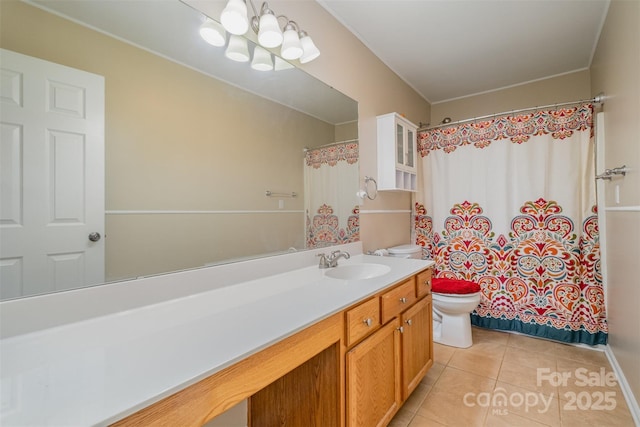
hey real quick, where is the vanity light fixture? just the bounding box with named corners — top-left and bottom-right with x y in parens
top-left (216, 0), bottom-right (320, 65)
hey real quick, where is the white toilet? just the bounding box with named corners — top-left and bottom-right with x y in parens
top-left (387, 244), bottom-right (424, 259)
top-left (385, 245), bottom-right (481, 348)
top-left (431, 279), bottom-right (481, 348)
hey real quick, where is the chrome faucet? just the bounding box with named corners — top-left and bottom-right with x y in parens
top-left (318, 250), bottom-right (350, 268)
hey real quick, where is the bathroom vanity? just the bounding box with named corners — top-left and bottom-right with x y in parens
top-left (0, 243), bottom-right (434, 427)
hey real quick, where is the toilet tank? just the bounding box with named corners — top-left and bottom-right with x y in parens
top-left (388, 244), bottom-right (423, 259)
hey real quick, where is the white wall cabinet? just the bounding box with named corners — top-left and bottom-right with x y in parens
top-left (376, 113), bottom-right (418, 191)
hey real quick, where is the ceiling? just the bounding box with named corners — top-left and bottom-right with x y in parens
top-left (319, 0), bottom-right (611, 104)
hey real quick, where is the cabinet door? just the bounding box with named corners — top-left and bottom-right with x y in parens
top-left (406, 127), bottom-right (415, 169)
top-left (346, 319), bottom-right (401, 427)
top-left (400, 297), bottom-right (433, 400)
top-left (395, 120), bottom-right (417, 172)
top-left (396, 122), bottom-right (405, 170)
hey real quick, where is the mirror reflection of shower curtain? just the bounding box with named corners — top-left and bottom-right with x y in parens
top-left (414, 104), bottom-right (607, 345)
top-left (304, 142), bottom-right (360, 249)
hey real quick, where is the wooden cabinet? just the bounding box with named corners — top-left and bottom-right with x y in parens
top-left (346, 319), bottom-right (401, 427)
top-left (400, 296), bottom-right (433, 400)
top-left (345, 268), bottom-right (433, 427)
top-left (377, 112), bottom-right (418, 191)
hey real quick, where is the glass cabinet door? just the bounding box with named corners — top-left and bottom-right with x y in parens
top-left (396, 123), bottom-right (404, 167)
top-left (406, 128), bottom-right (414, 168)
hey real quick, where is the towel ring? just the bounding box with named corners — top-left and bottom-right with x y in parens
top-left (364, 176), bottom-right (377, 200)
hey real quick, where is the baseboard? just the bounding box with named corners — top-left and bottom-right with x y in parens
top-left (605, 345), bottom-right (640, 426)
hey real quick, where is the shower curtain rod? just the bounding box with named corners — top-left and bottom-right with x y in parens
top-left (303, 138), bottom-right (359, 152)
top-left (418, 93), bottom-right (605, 132)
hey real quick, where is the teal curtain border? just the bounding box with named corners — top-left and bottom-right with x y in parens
top-left (471, 313), bottom-right (608, 346)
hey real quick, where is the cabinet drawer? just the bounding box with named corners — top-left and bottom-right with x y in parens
top-left (416, 269), bottom-right (432, 298)
top-left (346, 297), bottom-right (380, 347)
top-left (381, 278), bottom-right (417, 323)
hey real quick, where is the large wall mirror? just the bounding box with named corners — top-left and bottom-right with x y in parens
top-left (0, 0), bottom-right (359, 300)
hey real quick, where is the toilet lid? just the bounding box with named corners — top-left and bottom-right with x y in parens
top-left (432, 278), bottom-right (481, 294)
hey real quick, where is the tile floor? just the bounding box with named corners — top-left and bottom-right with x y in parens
top-left (389, 327), bottom-right (636, 427)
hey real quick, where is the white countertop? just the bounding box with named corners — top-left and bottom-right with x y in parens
top-left (0, 251), bottom-right (433, 426)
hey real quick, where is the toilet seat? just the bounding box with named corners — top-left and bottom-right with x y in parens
top-left (432, 278), bottom-right (481, 295)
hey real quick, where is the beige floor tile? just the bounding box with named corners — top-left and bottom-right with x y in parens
top-left (503, 345), bottom-right (557, 370)
top-left (492, 381), bottom-right (561, 427)
top-left (448, 346), bottom-right (504, 379)
top-left (559, 392), bottom-right (635, 427)
top-left (465, 340), bottom-right (508, 358)
top-left (484, 411), bottom-right (553, 427)
top-left (402, 381), bottom-right (431, 413)
top-left (554, 357), bottom-right (626, 408)
top-left (422, 362), bottom-right (445, 387)
top-left (553, 343), bottom-right (609, 366)
top-left (388, 404), bottom-right (415, 427)
top-left (507, 333), bottom-right (565, 354)
top-left (416, 367), bottom-right (495, 426)
top-left (497, 358), bottom-right (559, 396)
top-left (472, 326), bottom-right (510, 346)
top-left (407, 413), bottom-right (447, 426)
top-left (398, 328), bottom-right (635, 427)
top-left (434, 342), bottom-right (457, 365)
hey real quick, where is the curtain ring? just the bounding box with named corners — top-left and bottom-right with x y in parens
top-left (364, 176), bottom-right (377, 200)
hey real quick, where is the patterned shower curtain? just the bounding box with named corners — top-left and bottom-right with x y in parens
top-left (304, 142), bottom-right (360, 248)
top-left (414, 104), bottom-right (607, 345)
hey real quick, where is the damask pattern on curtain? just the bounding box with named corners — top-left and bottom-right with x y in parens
top-left (304, 142), bottom-right (359, 248)
top-left (414, 104), bottom-right (607, 345)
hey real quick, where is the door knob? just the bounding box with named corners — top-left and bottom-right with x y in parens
top-left (88, 232), bottom-right (101, 242)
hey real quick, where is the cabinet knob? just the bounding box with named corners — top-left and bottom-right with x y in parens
top-left (424, 280), bottom-right (431, 286)
top-left (363, 318), bottom-right (373, 327)
top-left (397, 326), bottom-right (404, 333)
top-left (399, 297), bottom-right (407, 304)
top-left (405, 319), bottom-right (412, 326)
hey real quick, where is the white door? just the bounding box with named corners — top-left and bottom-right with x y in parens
top-left (0, 49), bottom-right (105, 299)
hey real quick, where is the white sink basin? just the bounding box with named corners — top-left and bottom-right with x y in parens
top-left (324, 263), bottom-right (391, 280)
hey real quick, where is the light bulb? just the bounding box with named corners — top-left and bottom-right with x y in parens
top-left (199, 19), bottom-right (226, 47)
top-left (221, 0), bottom-right (249, 35)
top-left (257, 11), bottom-right (283, 48)
top-left (299, 31), bottom-right (320, 63)
top-left (280, 24), bottom-right (303, 60)
top-left (225, 35), bottom-right (250, 62)
top-left (251, 46), bottom-right (273, 71)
